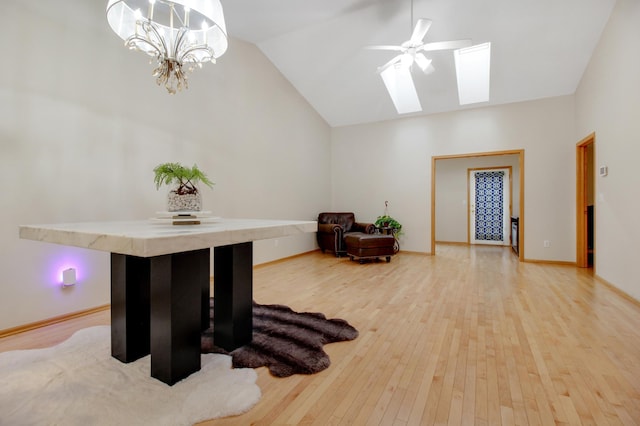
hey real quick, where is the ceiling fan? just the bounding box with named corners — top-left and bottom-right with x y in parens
top-left (368, 1), bottom-right (471, 75)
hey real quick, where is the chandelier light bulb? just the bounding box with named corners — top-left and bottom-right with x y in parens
top-left (106, 0), bottom-right (228, 94)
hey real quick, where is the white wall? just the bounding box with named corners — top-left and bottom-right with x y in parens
top-left (575, 0), bottom-right (640, 300)
top-left (4, 0), bottom-right (637, 331)
top-left (331, 96), bottom-right (576, 260)
top-left (0, 2), bottom-right (331, 330)
top-left (435, 154), bottom-right (520, 243)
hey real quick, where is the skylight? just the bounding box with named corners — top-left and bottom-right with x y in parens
top-left (380, 64), bottom-right (422, 114)
top-left (454, 42), bottom-right (491, 105)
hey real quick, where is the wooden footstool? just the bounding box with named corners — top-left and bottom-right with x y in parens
top-left (345, 232), bottom-right (396, 263)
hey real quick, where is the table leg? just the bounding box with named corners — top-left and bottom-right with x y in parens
top-left (111, 254), bottom-right (151, 363)
top-left (213, 242), bottom-right (253, 351)
top-left (150, 248), bottom-right (210, 385)
top-left (202, 268), bottom-right (210, 332)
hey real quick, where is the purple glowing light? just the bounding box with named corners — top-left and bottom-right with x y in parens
top-left (55, 262), bottom-right (80, 286)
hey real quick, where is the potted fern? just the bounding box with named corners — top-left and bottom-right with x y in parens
top-left (153, 162), bottom-right (214, 211)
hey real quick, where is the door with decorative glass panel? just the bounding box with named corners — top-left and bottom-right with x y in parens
top-left (469, 168), bottom-right (511, 246)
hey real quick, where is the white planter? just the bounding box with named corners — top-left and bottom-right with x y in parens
top-left (167, 191), bottom-right (202, 212)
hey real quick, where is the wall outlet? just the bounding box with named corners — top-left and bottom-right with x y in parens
top-left (599, 165), bottom-right (608, 177)
top-left (543, 240), bottom-right (550, 248)
top-left (274, 239), bottom-right (279, 247)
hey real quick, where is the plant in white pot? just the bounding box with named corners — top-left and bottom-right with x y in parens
top-left (153, 162), bottom-right (214, 212)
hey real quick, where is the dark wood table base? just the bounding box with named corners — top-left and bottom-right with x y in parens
top-left (110, 242), bottom-right (253, 385)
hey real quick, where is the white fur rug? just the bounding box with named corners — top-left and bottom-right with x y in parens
top-left (0, 326), bottom-right (261, 426)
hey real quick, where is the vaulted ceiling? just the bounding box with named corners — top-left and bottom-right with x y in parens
top-left (20, 0), bottom-right (617, 128)
top-left (222, 0), bottom-right (616, 127)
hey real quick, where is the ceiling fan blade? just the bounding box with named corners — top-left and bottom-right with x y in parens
top-left (414, 53), bottom-right (432, 73)
top-left (366, 45), bottom-right (404, 51)
top-left (419, 39), bottom-right (472, 52)
top-left (410, 19), bottom-right (432, 45)
top-left (377, 54), bottom-right (404, 74)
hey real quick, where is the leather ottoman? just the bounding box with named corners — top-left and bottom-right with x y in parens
top-left (345, 232), bottom-right (396, 263)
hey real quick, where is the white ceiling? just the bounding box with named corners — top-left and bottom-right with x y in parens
top-left (222, 0), bottom-right (616, 127)
top-left (19, 0), bottom-right (616, 127)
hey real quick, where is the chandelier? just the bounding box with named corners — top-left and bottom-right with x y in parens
top-left (106, 0), bottom-right (228, 94)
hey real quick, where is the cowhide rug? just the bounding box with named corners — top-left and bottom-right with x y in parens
top-left (201, 300), bottom-right (358, 377)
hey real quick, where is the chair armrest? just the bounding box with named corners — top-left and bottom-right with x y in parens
top-left (352, 222), bottom-right (375, 234)
top-left (318, 223), bottom-right (343, 234)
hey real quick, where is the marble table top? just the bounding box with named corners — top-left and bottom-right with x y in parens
top-left (19, 218), bottom-right (318, 257)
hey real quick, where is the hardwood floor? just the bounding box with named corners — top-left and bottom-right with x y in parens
top-left (2, 244), bottom-right (639, 425)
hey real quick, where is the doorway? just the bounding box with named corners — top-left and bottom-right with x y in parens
top-left (469, 167), bottom-right (512, 246)
top-left (431, 149), bottom-right (525, 261)
top-left (576, 133), bottom-right (595, 268)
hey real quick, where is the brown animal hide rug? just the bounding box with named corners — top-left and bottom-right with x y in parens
top-left (201, 299), bottom-right (358, 377)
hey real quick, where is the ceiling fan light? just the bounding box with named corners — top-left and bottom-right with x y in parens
top-left (414, 53), bottom-right (432, 72)
top-left (400, 54), bottom-right (414, 68)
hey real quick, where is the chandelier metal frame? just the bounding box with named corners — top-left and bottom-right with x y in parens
top-left (106, 0), bottom-right (228, 94)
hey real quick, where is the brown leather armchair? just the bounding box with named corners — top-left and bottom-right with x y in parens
top-left (317, 212), bottom-right (375, 256)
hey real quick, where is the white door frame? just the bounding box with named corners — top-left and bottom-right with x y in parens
top-left (468, 167), bottom-right (512, 246)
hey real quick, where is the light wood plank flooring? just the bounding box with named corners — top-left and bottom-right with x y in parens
top-left (2, 244), bottom-right (639, 425)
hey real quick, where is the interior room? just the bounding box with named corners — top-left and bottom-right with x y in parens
top-left (1, 0), bottom-right (639, 424)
